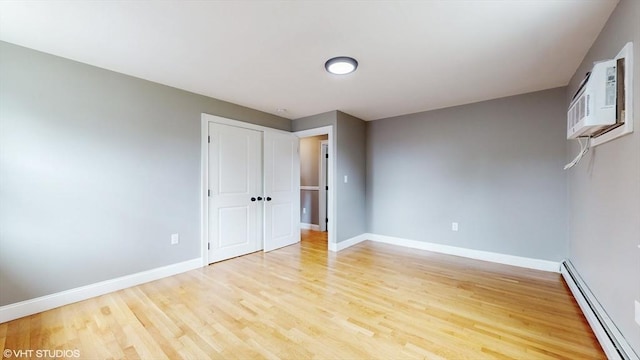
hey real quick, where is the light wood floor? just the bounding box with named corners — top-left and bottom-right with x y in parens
top-left (1, 230), bottom-right (604, 359)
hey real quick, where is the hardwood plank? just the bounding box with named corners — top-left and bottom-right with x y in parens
top-left (0, 230), bottom-right (604, 359)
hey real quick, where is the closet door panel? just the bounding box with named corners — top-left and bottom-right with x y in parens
top-left (208, 123), bottom-right (262, 263)
top-left (264, 131), bottom-right (300, 252)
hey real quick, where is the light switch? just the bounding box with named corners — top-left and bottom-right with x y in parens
top-left (171, 233), bottom-right (179, 245)
top-left (344, 175), bottom-right (348, 183)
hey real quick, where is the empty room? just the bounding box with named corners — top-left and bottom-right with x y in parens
top-left (1, 0), bottom-right (639, 359)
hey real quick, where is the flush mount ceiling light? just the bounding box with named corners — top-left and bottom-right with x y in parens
top-left (325, 56), bottom-right (358, 75)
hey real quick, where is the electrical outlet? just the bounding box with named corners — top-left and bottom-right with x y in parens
top-left (635, 300), bottom-right (640, 326)
top-left (171, 233), bottom-right (179, 245)
top-left (451, 222), bottom-right (459, 232)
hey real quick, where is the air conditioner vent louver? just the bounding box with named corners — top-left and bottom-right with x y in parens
top-left (567, 59), bottom-right (617, 139)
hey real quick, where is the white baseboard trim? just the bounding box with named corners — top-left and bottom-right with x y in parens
top-left (330, 232), bottom-right (559, 273)
top-left (329, 233), bottom-right (368, 252)
top-left (300, 223), bottom-right (320, 231)
top-left (367, 233), bottom-right (560, 273)
top-left (0, 258), bottom-right (202, 323)
top-left (561, 261), bottom-right (639, 360)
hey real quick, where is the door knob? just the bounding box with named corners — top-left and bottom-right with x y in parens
top-left (266, 197), bottom-right (272, 201)
top-left (251, 197), bottom-right (257, 202)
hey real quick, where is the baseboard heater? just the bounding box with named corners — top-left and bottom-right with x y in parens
top-left (561, 260), bottom-right (639, 360)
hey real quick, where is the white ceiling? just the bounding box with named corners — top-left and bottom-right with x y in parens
top-left (0, 1), bottom-right (618, 121)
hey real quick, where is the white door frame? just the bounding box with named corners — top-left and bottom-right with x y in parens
top-left (294, 126), bottom-right (335, 250)
top-left (319, 140), bottom-right (328, 232)
top-left (200, 113), bottom-right (297, 266)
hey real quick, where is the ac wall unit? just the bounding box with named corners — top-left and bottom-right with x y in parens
top-left (567, 59), bottom-right (618, 139)
top-left (564, 42), bottom-right (633, 169)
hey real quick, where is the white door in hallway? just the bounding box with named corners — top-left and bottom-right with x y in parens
top-left (208, 123), bottom-right (262, 263)
top-left (319, 141), bottom-right (328, 232)
top-left (264, 131), bottom-right (300, 252)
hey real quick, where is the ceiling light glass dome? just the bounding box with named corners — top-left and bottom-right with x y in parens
top-left (325, 56), bottom-right (358, 75)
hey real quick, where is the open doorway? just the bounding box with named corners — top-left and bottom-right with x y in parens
top-left (299, 135), bottom-right (328, 232)
top-left (295, 126), bottom-right (335, 250)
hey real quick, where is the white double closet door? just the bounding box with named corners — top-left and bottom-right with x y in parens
top-left (208, 121), bottom-right (300, 263)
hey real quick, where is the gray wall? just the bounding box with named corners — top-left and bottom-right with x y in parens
top-left (0, 41), bottom-right (289, 306)
top-left (300, 135), bottom-right (327, 225)
top-left (292, 111), bottom-right (337, 132)
top-left (336, 111), bottom-right (367, 242)
top-left (565, 0), bottom-right (640, 353)
top-left (367, 88), bottom-right (567, 261)
top-left (292, 111), bottom-right (367, 242)
top-left (300, 135), bottom-right (326, 186)
top-left (300, 191), bottom-right (319, 225)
